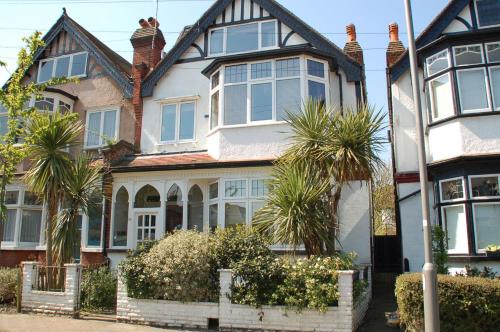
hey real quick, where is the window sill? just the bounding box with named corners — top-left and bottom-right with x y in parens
top-left (0, 244), bottom-right (41, 251)
top-left (82, 247), bottom-right (103, 253)
top-left (207, 120), bottom-right (288, 137)
top-left (448, 254), bottom-right (500, 263)
top-left (428, 110), bottom-right (500, 128)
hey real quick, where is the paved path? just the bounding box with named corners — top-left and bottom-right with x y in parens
top-left (0, 313), bottom-right (187, 332)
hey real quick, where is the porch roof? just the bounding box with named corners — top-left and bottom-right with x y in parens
top-left (111, 152), bottom-right (274, 173)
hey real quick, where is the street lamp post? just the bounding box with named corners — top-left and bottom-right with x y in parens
top-left (402, 0), bottom-right (440, 331)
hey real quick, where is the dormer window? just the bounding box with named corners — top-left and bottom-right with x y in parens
top-left (475, 0), bottom-right (500, 28)
top-left (37, 52), bottom-right (88, 83)
top-left (208, 20), bottom-right (277, 56)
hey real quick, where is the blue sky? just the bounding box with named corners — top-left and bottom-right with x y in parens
top-left (0, 0), bottom-right (450, 160)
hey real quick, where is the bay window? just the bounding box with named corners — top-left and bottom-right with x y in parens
top-left (442, 204), bottom-right (469, 254)
top-left (223, 179), bottom-right (247, 228)
top-left (428, 74), bottom-right (454, 121)
top-left (440, 177), bottom-right (465, 202)
top-left (209, 182), bottom-right (219, 231)
top-left (161, 101), bottom-right (196, 142)
top-left (211, 56), bottom-right (327, 128)
top-left (85, 108), bottom-right (119, 148)
top-left (209, 20), bottom-right (277, 56)
top-left (37, 52), bottom-right (88, 83)
top-left (33, 94), bottom-right (73, 113)
top-left (473, 203), bottom-right (500, 251)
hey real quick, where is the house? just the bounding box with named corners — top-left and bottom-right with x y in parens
top-left (0, 10), bottom-right (137, 267)
top-left (105, 0), bottom-right (371, 267)
top-left (387, 0), bottom-right (500, 273)
top-left (1, 0), bottom-right (373, 269)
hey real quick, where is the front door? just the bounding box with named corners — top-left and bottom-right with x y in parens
top-left (136, 214), bottom-right (157, 243)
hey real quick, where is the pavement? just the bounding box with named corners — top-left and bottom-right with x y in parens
top-left (0, 313), bottom-right (186, 332)
top-left (358, 273), bottom-right (400, 332)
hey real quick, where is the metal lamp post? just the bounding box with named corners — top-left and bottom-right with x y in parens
top-left (402, 0), bottom-right (440, 331)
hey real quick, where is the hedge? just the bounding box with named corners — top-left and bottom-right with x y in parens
top-left (0, 268), bottom-right (17, 304)
top-left (396, 273), bottom-right (500, 332)
top-left (80, 267), bottom-right (117, 312)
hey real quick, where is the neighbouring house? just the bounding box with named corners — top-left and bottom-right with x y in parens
top-left (0, 10), bottom-right (136, 267)
top-left (105, 0), bottom-right (371, 267)
top-left (1, 0), bottom-right (373, 269)
top-left (387, 0), bottom-right (500, 274)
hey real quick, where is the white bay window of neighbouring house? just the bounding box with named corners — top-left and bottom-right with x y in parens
top-left (442, 205), bottom-right (469, 254)
top-left (428, 74), bottom-right (454, 121)
top-left (161, 102), bottom-right (195, 142)
top-left (86, 109), bottom-right (118, 147)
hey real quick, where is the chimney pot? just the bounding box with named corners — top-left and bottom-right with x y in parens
top-left (346, 24), bottom-right (356, 42)
top-left (389, 23), bottom-right (399, 42)
top-left (139, 18), bottom-right (150, 29)
top-left (148, 17), bottom-right (160, 28)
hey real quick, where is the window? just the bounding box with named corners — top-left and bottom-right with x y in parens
top-left (225, 180), bottom-right (247, 197)
top-left (307, 59), bottom-right (327, 104)
top-left (442, 204), bottom-right (469, 254)
top-left (161, 102), bottom-right (195, 142)
top-left (85, 109), bottom-right (118, 148)
top-left (34, 97), bottom-right (55, 112)
top-left (5, 191), bottom-right (18, 204)
top-left (210, 72), bottom-right (220, 130)
top-left (473, 203), bottom-right (500, 251)
top-left (440, 178), bottom-right (465, 202)
top-left (225, 202), bottom-right (246, 227)
top-left (209, 20), bottom-right (277, 56)
top-left (113, 187), bottom-right (129, 247)
top-left (2, 210), bottom-right (17, 242)
top-left (475, 0), bottom-right (500, 28)
top-left (276, 58), bottom-right (301, 120)
top-left (489, 66), bottom-right (500, 109)
top-left (428, 74), bottom-right (454, 121)
top-left (87, 201), bottom-right (102, 247)
top-left (250, 179), bottom-right (268, 220)
top-left (20, 210), bottom-right (42, 243)
top-left (134, 185), bottom-right (161, 208)
top-left (426, 49), bottom-right (450, 76)
top-left (453, 45), bottom-right (484, 66)
top-left (209, 182), bottom-right (218, 232)
top-left (0, 115), bottom-right (7, 138)
top-left (456, 68), bottom-right (490, 113)
top-left (33, 94), bottom-right (72, 113)
top-left (137, 214), bottom-right (156, 243)
top-left (486, 42), bottom-right (500, 63)
top-left (470, 175), bottom-right (500, 198)
top-left (166, 184), bottom-right (183, 233)
top-left (188, 185), bottom-right (204, 231)
top-left (37, 52), bottom-right (88, 83)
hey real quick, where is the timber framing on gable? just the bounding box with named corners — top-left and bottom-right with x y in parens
top-left (141, 0), bottom-right (363, 97)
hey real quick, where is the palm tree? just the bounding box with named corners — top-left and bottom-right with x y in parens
top-left (23, 111), bottom-right (83, 273)
top-left (53, 154), bottom-right (103, 265)
top-left (257, 100), bottom-right (385, 253)
top-left (253, 161), bottom-right (334, 256)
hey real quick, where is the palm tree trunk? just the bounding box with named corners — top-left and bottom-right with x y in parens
top-left (46, 189), bottom-right (57, 288)
top-left (326, 186), bottom-right (342, 254)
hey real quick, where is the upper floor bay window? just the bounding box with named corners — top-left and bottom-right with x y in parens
top-left (37, 52), bottom-right (88, 83)
top-left (425, 42), bottom-right (500, 122)
top-left (85, 108), bottom-right (119, 148)
top-left (161, 102), bottom-right (195, 142)
top-left (439, 175), bottom-right (500, 255)
top-left (210, 56), bottom-right (328, 129)
top-left (475, 0), bottom-right (500, 28)
top-left (209, 20), bottom-right (277, 56)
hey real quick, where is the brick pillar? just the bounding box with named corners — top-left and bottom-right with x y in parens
top-left (218, 269), bottom-right (232, 329)
top-left (64, 263), bottom-right (82, 317)
top-left (21, 262), bottom-right (38, 299)
top-left (338, 270), bottom-right (355, 330)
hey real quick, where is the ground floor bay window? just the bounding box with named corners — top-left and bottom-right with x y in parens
top-left (438, 175), bottom-right (500, 256)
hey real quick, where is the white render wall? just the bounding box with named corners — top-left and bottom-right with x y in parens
top-left (21, 262), bottom-right (81, 316)
top-left (116, 268), bottom-right (372, 332)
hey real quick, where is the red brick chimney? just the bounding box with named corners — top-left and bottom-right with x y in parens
top-left (386, 23), bottom-right (406, 67)
top-left (343, 24), bottom-right (364, 66)
top-left (130, 17), bottom-right (166, 149)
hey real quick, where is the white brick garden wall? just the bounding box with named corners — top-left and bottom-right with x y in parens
top-left (117, 266), bottom-right (372, 332)
top-left (21, 262), bottom-right (81, 316)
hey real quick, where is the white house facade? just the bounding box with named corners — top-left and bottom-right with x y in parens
top-left (106, 0), bottom-right (371, 267)
top-left (388, 0), bottom-right (500, 273)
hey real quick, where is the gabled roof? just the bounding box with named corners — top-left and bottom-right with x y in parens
top-left (16, 11), bottom-right (133, 97)
top-left (389, 0), bottom-right (472, 82)
top-left (141, 0), bottom-right (363, 97)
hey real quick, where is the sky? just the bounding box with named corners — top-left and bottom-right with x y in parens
top-left (0, 0), bottom-right (450, 161)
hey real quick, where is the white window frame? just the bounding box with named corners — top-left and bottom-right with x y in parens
top-left (81, 197), bottom-right (104, 251)
top-left (441, 203), bottom-right (469, 254)
top-left (248, 59), bottom-right (275, 124)
top-left (474, 0), bottom-right (500, 28)
top-left (31, 93), bottom-right (74, 113)
top-left (425, 49), bottom-right (451, 77)
top-left (135, 212), bottom-right (158, 245)
top-left (37, 51), bottom-right (88, 83)
top-left (485, 42), bottom-right (500, 63)
top-left (207, 19), bottom-right (278, 57)
top-left (488, 65), bottom-right (500, 110)
top-left (210, 71), bottom-right (221, 130)
top-left (159, 100), bottom-right (197, 143)
top-left (110, 186), bottom-right (131, 249)
top-left (428, 72), bottom-right (454, 122)
top-left (471, 201), bottom-right (500, 252)
top-left (452, 44), bottom-right (485, 67)
top-left (305, 57), bottom-right (329, 104)
top-left (84, 107), bottom-right (120, 149)
top-left (439, 176), bottom-right (466, 203)
top-left (208, 181), bottom-right (220, 230)
top-left (455, 67), bottom-right (491, 113)
top-left (468, 174), bottom-right (500, 199)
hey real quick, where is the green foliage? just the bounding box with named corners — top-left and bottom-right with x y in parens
top-left (0, 268), bottom-right (17, 304)
top-left (231, 254), bottom-right (361, 312)
top-left (372, 164), bottom-right (396, 236)
top-left (119, 240), bottom-right (157, 299)
top-left (432, 226), bottom-right (449, 274)
top-left (396, 273), bottom-right (500, 332)
top-left (253, 161), bottom-right (334, 256)
top-left (80, 267), bottom-right (117, 312)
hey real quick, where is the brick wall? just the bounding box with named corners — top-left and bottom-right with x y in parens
top-left (21, 262), bottom-right (81, 317)
top-left (0, 250), bottom-right (45, 267)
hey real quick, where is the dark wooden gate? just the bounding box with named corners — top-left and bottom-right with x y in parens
top-left (373, 235), bottom-right (401, 273)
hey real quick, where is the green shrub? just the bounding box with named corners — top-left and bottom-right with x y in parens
top-left (231, 253), bottom-right (360, 312)
top-left (432, 225), bottom-right (449, 274)
top-left (80, 267), bottom-right (117, 311)
top-left (455, 265), bottom-right (497, 279)
top-left (119, 240), bottom-right (157, 299)
top-left (0, 268), bottom-right (17, 304)
top-left (396, 273), bottom-right (500, 332)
